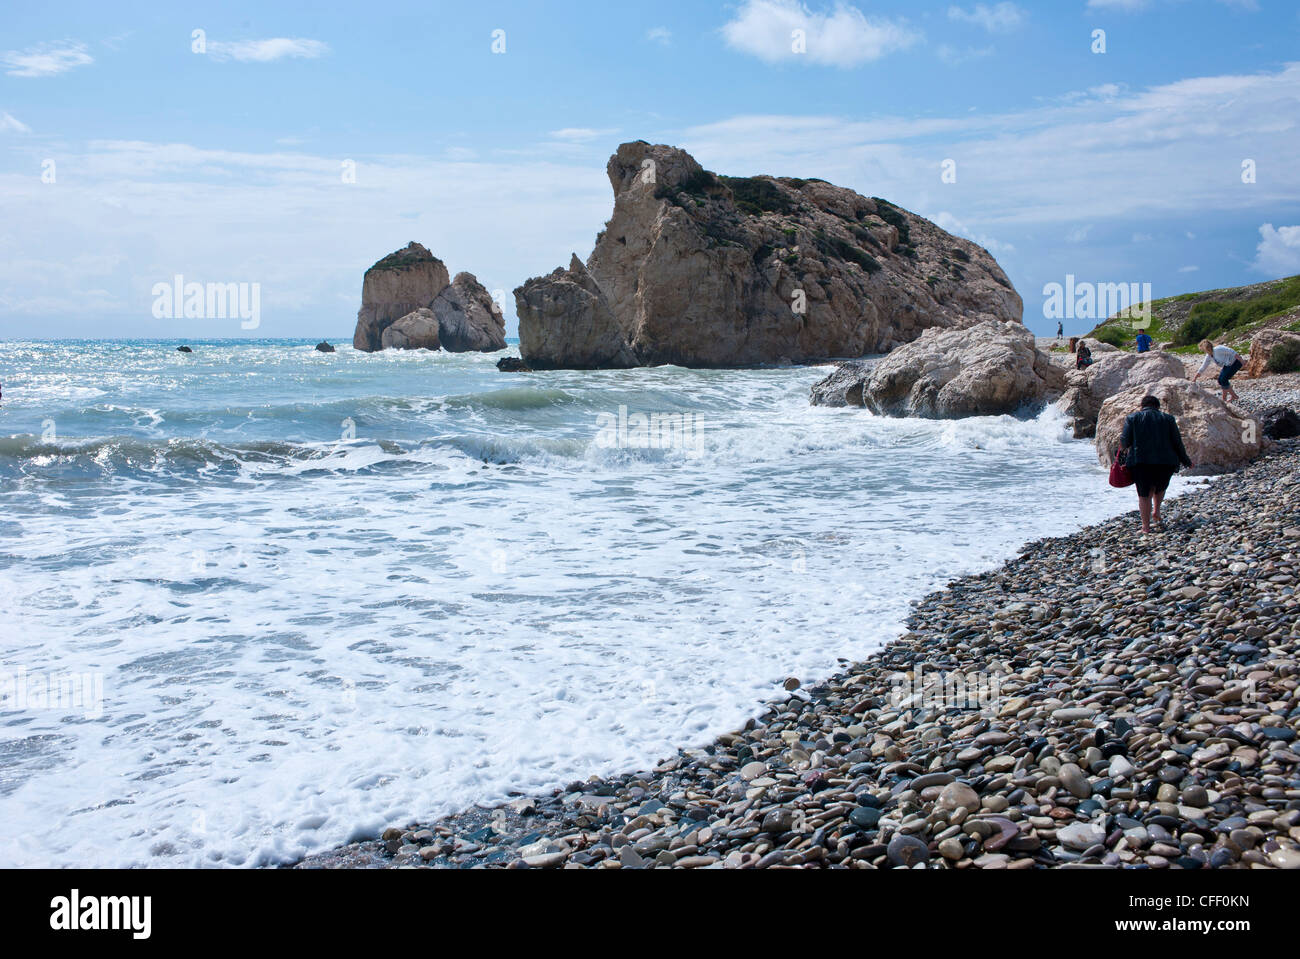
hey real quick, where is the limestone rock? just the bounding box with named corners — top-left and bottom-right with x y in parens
top-left (1058, 350), bottom-right (1187, 439)
top-left (516, 141), bottom-right (1023, 369)
top-left (819, 321), bottom-right (1065, 419)
top-left (354, 242), bottom-right (450, 352)
top-left (1096, 378), bottom-right (1271, 474)
top-left (1079, 337), bottom-right (1121, 354)
top-left (1245, 328), bottom-right (1300, 378)
top-left (808, 361), bottom-right (871, 407)
top-left (434, 272), bottom-right (507, 353)
top-left (516, 255), bottom-right (638, 370)
top-left (380, 308), bottom-right (440, 351)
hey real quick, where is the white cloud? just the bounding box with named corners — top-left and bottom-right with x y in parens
top-left (1086, 0), bottom-right (1148, 10)
top-left (1253, 224), bottom-right (1300, 275)
top-left (548, 128), bottom-right (614, 142)
top-left (1, 41), bottom-right (93, 77)
top-left (1066, 225), bottom-right (1092, 243)
top-left (647, 27), bottom-right (673, 45)
top-left (947, 3), bottom-right (1026, 33)
top-left (933, 211), bottom-right (1014, 254)
top-left (1178, 265), bottom-right (1200, 272)
top-left (937, 44), bottom-right (994, 65)
top-left (1132, 232), bottom-right (1153, 243)
top-left (0, 112), bottom-right (31, 134)
top-left (207, 38), bottom-right (330, 63)
top-left (721, 0), bottom-right (920, 67)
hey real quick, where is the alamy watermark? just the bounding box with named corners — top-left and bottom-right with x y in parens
top-left (152, 275), bottom-right (261, 329)
top-left (1, 667), bottom-right (104, 719)
top-left (888, 664), bottom-right (1006, 713)
top-left (1043, 274), bottom-right (1152, 328)
top-left (595, 406), bottom-right (706, 455)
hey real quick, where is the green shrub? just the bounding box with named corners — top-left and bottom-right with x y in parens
top-left (870, 198), bottom-right (911, 247)
top-left (1093, 326), bottom-right (1131, 348)
top-left (1271, 339), bottom-right (1300, 373)
top-left (718, 176), bottom-right (793, 216)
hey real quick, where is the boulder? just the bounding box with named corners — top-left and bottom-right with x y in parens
top-left (820, 321), bottom-right (1065, 419)
top-left (516, 256), bottom-right (638, 369)
top-left (380, 308), bottom-right (440, 350)
top-left (315, 341), bottom-right (336, 353)
top-left (1260, 406), bottom-right (1300, 440)
top-left (176, 346), bottom-right (192, 353)
top-left (497, 357), bottom-right (532, 373)
top-left (1079, 337), bottom-right (1121, 354)
top-left (516, 141), bottom-right (1023, 369)
top-left (354, 243), bottom-right (450, 352)
top-left (1058, 350), bottom-right (1187, 439)
top-left (433, 272), bottom-right (506, 353)
top-left (1245, 328), bottom-right (1300, 378)
top-left (808, 361), bottom-right (872, 407)
top-left (1096, 378), bottom-right (1270, 474)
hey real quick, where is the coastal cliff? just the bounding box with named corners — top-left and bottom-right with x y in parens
top-left (515, 142), bottom-right (1023, 370)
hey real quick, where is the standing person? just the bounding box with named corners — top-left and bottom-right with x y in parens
top-left (1057, 321), bottom-right (1064, 343)
top-left (1192, 339), bottom-right (1243, 404)
top-left (1135, 330), bottom-right (1153, 353)
top-left (1118, 395), bottom-right (1193, 534)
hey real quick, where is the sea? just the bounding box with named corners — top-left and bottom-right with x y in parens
top-left (0, 337), bottom-right (1178, 867)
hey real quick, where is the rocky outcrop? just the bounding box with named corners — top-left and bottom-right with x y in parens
top-left (497, 357), bottom-right (532, 373)
top-left (354, 243), bottom-right (450, 351)
top-left (516, 257), bottom-right (639, 369)
top-left (1079, 338), bottom-right (1120, 355)
top-left (1058, 351), bottom-right (1187, 439)
top-left (353, 243), bottom-right (503, 354)
top-left (1246, 328), bottom-right (1300, 378)
top-left (381, 308), bottom-right (440, 350)
top-left (515, 142), bottom-right (1023, 370)
top-left (812, 321), bottom-right (1064, 419)
top-left (808, 361), bottom-right (872, 407)
top-left (432, 273), bottom-right (506, 353)
top-left (1096, 378), bottom-right (1269, 474)
top-left (315, 341), bottom-right (336, 353)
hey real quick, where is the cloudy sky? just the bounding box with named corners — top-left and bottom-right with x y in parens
top-left (1, 0), bottom-right (1298, 338)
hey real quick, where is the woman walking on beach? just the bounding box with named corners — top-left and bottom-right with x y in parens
top-left (1192, 339), bottom-right (1243, 404)
top-left (1119, 395), bottom-right (1194, 534)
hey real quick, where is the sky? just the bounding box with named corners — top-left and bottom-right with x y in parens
top-left (1, 0), bottom-right (1299, 339)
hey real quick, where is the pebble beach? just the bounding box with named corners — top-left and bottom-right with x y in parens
top-left (298, 373), bottom-right (1300, 870)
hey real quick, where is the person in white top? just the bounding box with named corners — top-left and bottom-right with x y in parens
top-left (1192, 339), bottom-right (1243, 404)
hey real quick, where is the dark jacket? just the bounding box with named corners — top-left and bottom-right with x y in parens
top-left (1121, 408), bottom-right (1193, 468)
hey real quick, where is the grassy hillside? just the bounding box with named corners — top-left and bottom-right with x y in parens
top-left (1088, 275), bottom-right (1300, 355)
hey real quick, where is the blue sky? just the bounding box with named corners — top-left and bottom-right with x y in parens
top-left (2, 0), bottom-right (1299, 339)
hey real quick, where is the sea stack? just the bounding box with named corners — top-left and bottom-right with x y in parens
top-left (353, 242), bottom-right (506, 354)
top-left (514, 141), bottom-right (1023, 370)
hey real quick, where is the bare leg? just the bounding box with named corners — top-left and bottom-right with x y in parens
top-left (1138, 495), bottom-right (1153, 534)
top-left (1152, 489), bottom-right (1166, 526)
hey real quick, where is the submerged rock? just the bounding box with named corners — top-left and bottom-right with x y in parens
top-left (315, 341), bottom-right (336, 353)
top-left (516, 141), bottom-right (1022, 369)
top-left (497, 357), bottom-right (532, 373)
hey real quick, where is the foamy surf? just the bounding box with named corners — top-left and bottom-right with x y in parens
top-left (0, 339), bottom-right (1178, 867)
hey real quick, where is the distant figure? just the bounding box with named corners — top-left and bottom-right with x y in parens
top-left (1135, 331), bottom-right (1153, 353)
top-left (1075, 340), bottom-right (1094, 371)
top-left (1057, 321), bottom-right (1064, 343)
top-left (1119, 395), bottom-right (1193, 534)
top-left (1192, 339), bottom-right (1242, 404)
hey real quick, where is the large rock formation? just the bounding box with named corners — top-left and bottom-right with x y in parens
top-left (353, 243), bottom-right (504, 353)
top-left (433, 273), bottom-right (507, 353)
top-left (812, 321), bottom-right (1064, 418)
top-left (1096, 378), bottom-right (1269, 475)
top-left (1246, 328), bottom-right (1300, 378)
top-left (515, 142), bottom-right (1023, 369)
top-left (1058, 351), bottom-right (1187, 439)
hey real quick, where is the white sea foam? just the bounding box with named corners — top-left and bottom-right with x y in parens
top-left (0, 342), bottom-right (1183, 867)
